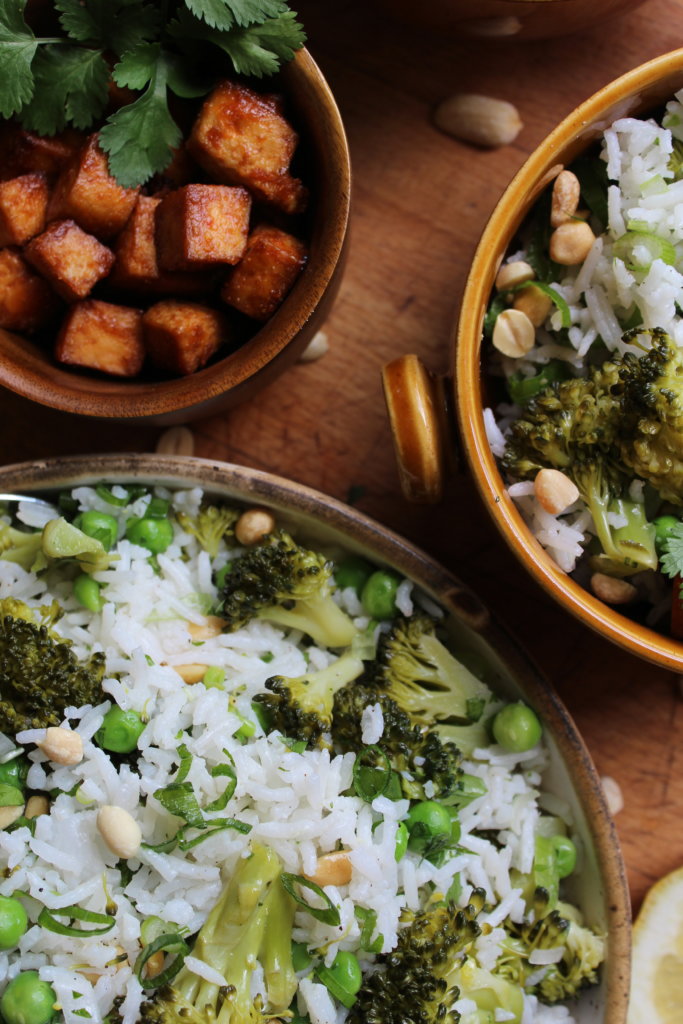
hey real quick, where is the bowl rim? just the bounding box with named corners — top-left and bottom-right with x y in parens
top-left (0, 47), bottom-right (351, 420)
top-left (456, 46), bottom-right (683, 673)
top-left (0, 451), bottom-right (631, 1022)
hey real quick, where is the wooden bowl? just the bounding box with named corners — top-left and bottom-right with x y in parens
top-left (384, 49), bottom-right (683, 673)
top-left (376, 0), bottom-right (650, 40)
top-left (0, 451), bottom-right (630, 1023)
top-left (0, 49), bottom-right (351, 426)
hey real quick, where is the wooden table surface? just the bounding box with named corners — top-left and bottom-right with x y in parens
top-left (2, 0), bottom-right (683, 915)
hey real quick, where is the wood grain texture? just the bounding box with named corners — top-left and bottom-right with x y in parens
top-left (1, 0), bottom-right (682, 911)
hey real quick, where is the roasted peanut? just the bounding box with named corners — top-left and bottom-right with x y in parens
top-left (432, 93), bottom-right (523, 148)
top-left (0, 805), bottom-right (24, 830)
top-left (25, 795), bottom-right (49, 819)
top-left (38, 726), bottom-right (84, 766)
top-left (97, 804), bottom-right (142, 859)
top-left (187, 615), bottom-right (227, 641)
top-left (144, 951), bottom-right (166, 979)
top-left (155, 426), bottom-right (195, 457)
top-left (174, 663), bottom-right (209, 684)
top-left (305, 850), bottom-right (353, 887)
top-left (549, 220), bottom-right (596, 266)
top-left (513, 284), bottom-right (553, 327)
top-left (551, 169), bottom-right (581, 227)
top-left (590, 573), bottom-right (637, 605)
top-left (235, 508), bottom-right (276, 546)
top-left (492, 308), bottom-right (535, 358)
top-left (534, 468), bottom-right (580, 515)
top-left (495, 260), bottom-right (535, 292)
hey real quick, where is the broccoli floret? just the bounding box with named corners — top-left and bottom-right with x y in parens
top-left (331, 684), bottom-right (464, 800)
top-left (369, 616), bottom-right (492, 727)
top-left (255, 648), bottom-right (365, 744)
top-left (616, 328), bottom-right (683, 505)
top-left (347, 891), bottom-right (485, 1024)
top-left (139, 843), bottom-right (296, 1024)
top-left (0, 522), bottom-right (45, 572)
top-left (176, 504), bottom-right (240, 559)
top-left (448, 955), bottom-right (524, 1023)
top-left (503, 361), bottom-right (658, 575)
top-left (0, 600), bottom-right (106, 734)
top-left (218, 530), bottom-right (358, 648)
top-left (434, 720), bottom-right (492, 759)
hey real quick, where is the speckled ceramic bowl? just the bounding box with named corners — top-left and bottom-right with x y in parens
top-left (0, 49), bottom-right (351, 426)
top-left (0, 452), bottom-right (629, 1023)
top-left (384, 48), bottom-right (683, 673)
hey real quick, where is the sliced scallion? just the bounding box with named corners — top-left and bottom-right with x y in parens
top-left (38, 905), bottom-right (116, 937)
top-left (352, 746), bottom-right (392, 802)
top-left (134, 933), bottom-right (189, 989)
top-left (280, 874), bottom-right (341, 926)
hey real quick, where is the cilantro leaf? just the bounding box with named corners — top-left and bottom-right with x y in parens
top-left (191, 10), bottom-right (306, 78)
top-left (99, 63), bottom-right (182, 188)
top-left (112, 41), bottom-right (159, 91)
top-left (0, 0), bottom-right (38, 117)
top-left (20, 44), bottom-right (110, 134)
top-left (184, 0), bottom-right (288, 30)
top-left (56, 0), bottom-right (160, 56)
top-left (659, 522), bottom-right (683, 579)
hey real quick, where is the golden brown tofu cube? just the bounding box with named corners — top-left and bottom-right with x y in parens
top-left (109, 195), bottom-right (208, 295)
top-left (48, 134), bottom-right (139, 240)
top-left (0, 173), bottom-right (49, 246)
top-left (188, 81), bottom-right (307, 214)
top-left (0, 123), bottom-right (84, 180)
top-left (55, 299), bottom-right (144, 377)
top-left (0, 248), bottom-right (59, 332)
top-left (25, 219), bottom-right (114, 302)
top-left (221, 225), bottom-right (307, 320)
top-left (155, 184), bottom-right (251, 272)
top-left (142, 300), bottom-right (228, 375)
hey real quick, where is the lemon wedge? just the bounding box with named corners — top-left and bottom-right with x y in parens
top-left (629, 866), bottom-right (683, 1023)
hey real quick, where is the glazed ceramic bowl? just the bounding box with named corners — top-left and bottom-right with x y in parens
top-left (0, 451), bottom-right (629, 1022)
top-left (384, 49), bottom-right (683, 672)
top-left (0, 49), bottom-right (350, 426)
top-left (376, 0), bottom-right (650, 40)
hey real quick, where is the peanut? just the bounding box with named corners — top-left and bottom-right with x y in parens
top-left (155, 426), bottom-right (195, 457)
top-left (549, 220), bottom-right (596, 266)
top-left (534, 468), bottom-right (579, 515)
top-left (144, 951), bottom-right (166, 980)
top-left (0, 806), bottom-right (24, 830)
top-left (590, 573), bottom-right (637, 605)
top-left (298, 330), bottom-right (329, 363)
top-left (513, 284), bottom-right (553, 327)
top-left (97, 805), bottom-right (142, 859)
top-left (38, 726), bottom-right (84, 766)
top-left (235, 508), bottom-right (276, 546)
top-left (25, 795), bottom-right (49, 819)
top-left (601, 775), bottom-right (624, 816)
top-left (492, 308), bottom-right (535, 358)
top-left (305, 850), bottom-right (353, 887)
top-left (495, 260), bottom-right (535, 293)
top-left (432, 93), bottom-right (523, 149)
top-left (174, 663), bottom-right (209, 685)
top-left (551, 169), bottom-right (581, 227)
top-left (187, 615), bottom-right (227, 641)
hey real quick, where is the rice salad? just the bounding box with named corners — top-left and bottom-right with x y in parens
top-left (485, 88), bottom-right (683, 634)
top-left (0, 483), bottom-right (603, 1024)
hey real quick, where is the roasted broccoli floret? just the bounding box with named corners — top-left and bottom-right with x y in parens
top-left (0, 599), bottom-right (106, 733)
top-left (0, 522), bottom-right (44, 572)
top-left (139, 843), bottom-right (296, 1024)
top-left (176, 504), bottom-right (240, 559)
top-left (331, 684), bottom-right (464, 800)
top-left (255, 648), bottom-right (365, 744)
top-left (503, 360), bottom-right (658, 575)
top-left (218, 530), bottom-right (358, 648)
top-left (347, 891), bottom-right (486, 1024)
top-left (434, 719), bottom-right (492, 759)
top-left (617, 328), bottom-right (683, 504)
top-left (369, 616), bottom-right (492, 727)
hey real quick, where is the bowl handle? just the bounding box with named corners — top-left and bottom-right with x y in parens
top-left (381, 354), bottom-right (458, 504)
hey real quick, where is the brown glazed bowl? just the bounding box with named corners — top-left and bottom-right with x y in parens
top-left (376, 0), bottom-right (650, 40)
top-left (0, 451), bottom-right (629, 1022)
top-left (0, 49), bottom-right (351, 426)
top-left (383, 49), bottom-right (683, 673)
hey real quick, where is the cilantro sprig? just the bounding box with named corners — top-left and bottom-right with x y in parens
top-left (0, 0), bottom-right (306, 188)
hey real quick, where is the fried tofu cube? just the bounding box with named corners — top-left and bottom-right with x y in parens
top-left (155, 184), bottom-right (251, 272)
top-left (188, 81), bottom-right (307, 214)
top-left (0, 123), bottom-right (83, 180)
top-left (55, 299), bottom-right (144, 377)
top-left (221, 225), bottom-right (307, 320)
top-left (142, 300), bottom-right (228, 375)
top-left (0, 249), bottom-right (60, 332)
top-left (48, 134), bottom-right (139, 240)
top-left (25, 220), bottom-right (114, 302)
top-left (0, 173), bottom-right (49, 246)
top-left (109, 195), bottom-right (207, 295)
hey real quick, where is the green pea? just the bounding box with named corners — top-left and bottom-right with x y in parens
top-left (95, 706), bottom-right (146, 754)
top-left (0, 971), bottom-right (56, 1024)
top-left (361, 570), bottom-right (400, 620)
top-left (0, 895), bottom-right (28, 950)
top-left (125, 516), bottom-right (174, 554)
top-left (492, 702), bottom-right (542, 753)
top-left (551, 834), bottom-right (577, 879)
top-left (73, 510), bottom-right (118, 551)
top-left (291, 940), bottom-right (313, 972)
top-left (73, 573), bottom-right (104, 613)
top-left (335, 555), bottom-right (374, 596)
top-left (317, 951), bottom-right (362, 1007)
top-left (394, 820), bottom-right (409, 862)
top-left (0, 756), bottom-right (29, 791)
top-left (201, 667), bottom-right (226, 689)
top-left (406, 800), bottom-right (453, 854)
top-left (653, 514), bottom-right (681, 556)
